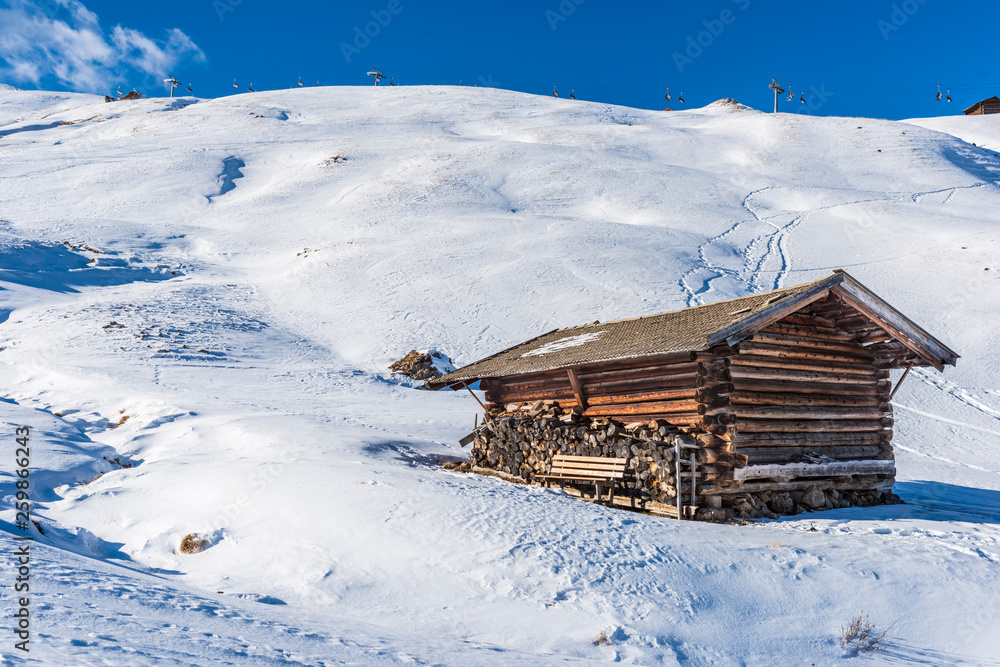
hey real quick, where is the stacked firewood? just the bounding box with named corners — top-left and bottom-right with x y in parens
top-left (471, 403), bottom-right (746, 508)
top-left (389, 349), bottom-right (454, 381)
top-left (471, 400), bottom-right (899, 519)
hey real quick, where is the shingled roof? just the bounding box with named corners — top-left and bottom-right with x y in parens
top-left (427, 270), bottom-right (958, 389)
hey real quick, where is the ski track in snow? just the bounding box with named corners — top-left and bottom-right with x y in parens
top-left (683, 171), bottom-right (998, 307)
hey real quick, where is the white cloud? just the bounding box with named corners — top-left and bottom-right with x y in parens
top-left (0, 0), bottom-right (204, 93)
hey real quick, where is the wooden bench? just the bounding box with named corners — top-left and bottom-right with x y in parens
top-left (535, 455), bottom-right (629, 505)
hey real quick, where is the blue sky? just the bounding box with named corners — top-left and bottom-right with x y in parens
top-left (1, 0), bottom-right (998, 119)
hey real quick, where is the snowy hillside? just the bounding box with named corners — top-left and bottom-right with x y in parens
top-left (1, 85), bottom-right (999, 665)
top-left (905, 112), bottom-right (1000, 153)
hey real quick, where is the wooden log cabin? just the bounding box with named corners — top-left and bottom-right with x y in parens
top-left (427, 270), bottom-right (959, 520)
top-left (963, 96), bottom-right (1000, 115)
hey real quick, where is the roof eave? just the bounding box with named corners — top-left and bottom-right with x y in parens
top-left (830, 271), bottom-right (960, 371)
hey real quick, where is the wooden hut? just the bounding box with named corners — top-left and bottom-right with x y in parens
top-left (428, 270), bottom-right (958, 520)
top-left (963, 96), bottom-right (1000, 115)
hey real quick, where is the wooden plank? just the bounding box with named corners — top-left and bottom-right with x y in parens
top-left (498, 386), bottom-right (572, 402)
top-left (747, 332), bottom-right (868, 354)
top-left (781, 312), bottom-right (837, 328)
top-left (729, 367), bottom-right (879, 385)
top-left (499, 377), bottom-right (573, 394)
top-left (739, 444), bottom-right (882, 463)
top-left (461, 382), bottom-right (487, 410)
top-left (858, 330), bottom-right (893, 344)
top-left (551, 460), bottom-right (630, 469)
top-left (546, 471), bottom-right (626, 480)
top-left (732, 406), bottom-right (891, 420)
top-left (709, 478), bottom-right (895, 495)
top-left (566, 368), bottom-right (587, 410)
top-left (735, 418), bottom-right (892, 433)
top-left (595, 413), bottom-right (703, 426)
top-left (584, 373), bottom-right (697, 395)
top-left (730, 432), bottom-right (887, 447)
top-left (733, 460), bottom-right (895, 480)
top-left (730, 355), bottom-right (877, 376)
top-left (550, 464), bottom-right (629, 474)
top-left (587, 388), bottom-right (698, 406)
top-left (584, 399), bottom-right (700, 417)
top-left (497, 388), bottom-right (576, 403)
top-left (728, 391), bottom-right (881, 408)
top-left (729, 378), bottom-right (881, 397)
top-left (761, 322), bottom-right (855, 342)
top-left (889, 362), bottom-right (914, 401)
top-left (738, 341), bottom-right (874, 364)
top-left (553, 455), bottom-right (628, 464)
top-left (576, 360), bottom-right (701, 384)
top-left (500, 368), bottom-right (573, 384)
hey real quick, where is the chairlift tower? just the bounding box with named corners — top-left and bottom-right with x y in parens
top-left (769, 77), bottom-right (784, 113)
top-left (164, 76), bottom-right (181, 98)
top-left (368, 68), bottom-right (386, 86)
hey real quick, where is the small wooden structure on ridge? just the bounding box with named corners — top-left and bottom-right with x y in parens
top-left (963, 96), bottom-right (1000, 115)
top-left (428, 270), bottom-right (958, 520)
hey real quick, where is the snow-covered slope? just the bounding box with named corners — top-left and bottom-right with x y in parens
top-left (905, 112), bottom-right (1000, 153)
top-left (1, 86), bottom-right (999, 665)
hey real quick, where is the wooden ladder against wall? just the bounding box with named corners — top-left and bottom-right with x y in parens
top-left (674, 439), bottom-right (699, 519)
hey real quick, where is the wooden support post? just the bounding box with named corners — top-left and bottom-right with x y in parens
top-left (675, 439), bottom-right (683, 520)
top-left (567, 368), bottom-right (587, 409)
top-left (689, 452), bottom-right (697, 510)
top-left (888, 362), bottom-right (914, 402)
top-left (461, 382), bottom-right (487, 411)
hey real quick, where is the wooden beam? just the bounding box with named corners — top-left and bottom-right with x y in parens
top-left (733, 460), bottom-right (895, 480)
top-left (461, 382), bottom-right (487, 411)
top-left (566, 368), bottom-right (587, 409)
top-left (832, 289), bottom-right (944, 371)
top-left (888, 362), bottom-right (914, 402)
top-left (707, 478), bottom-right (895, 495)
top-left (831, 273), bottom-right (958, 368)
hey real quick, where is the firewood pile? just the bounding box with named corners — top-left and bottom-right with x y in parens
top-left (471, 401), bottom-right (746, 510)
top-left (471, 400), bottom-right (900, 521)
top-left (389, 349), bottom-right (455, 381)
